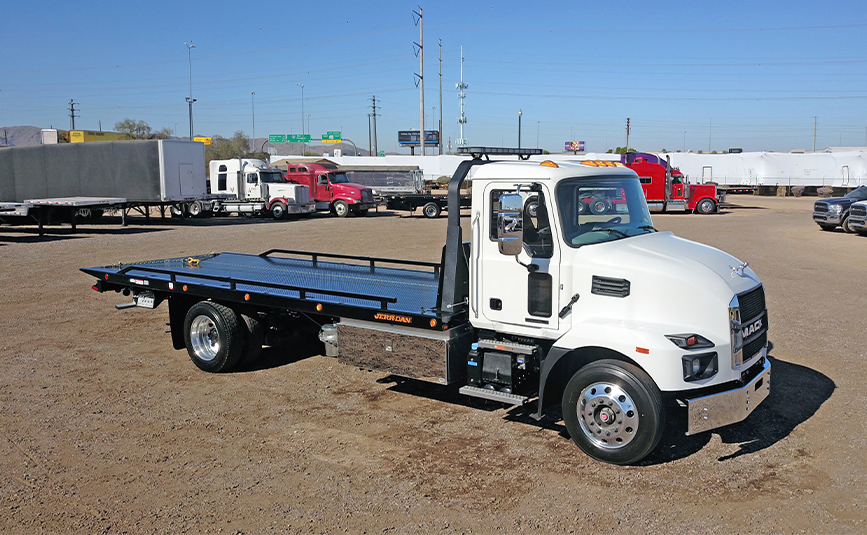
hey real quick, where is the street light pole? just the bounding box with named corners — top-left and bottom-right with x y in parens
top-left (251, 92), bottom-right (256, 154)
top-left (297, 83), bottom-right (304, 155)
top-left (683, 131), bottom-right (686, 152)
top-left (184, 41), bottom-right (196, 139)
top-left (518, 109), bottom-right (522, 149)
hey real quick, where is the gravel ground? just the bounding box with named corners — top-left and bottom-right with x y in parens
top-left (1, 196), bottom-right (865, 534)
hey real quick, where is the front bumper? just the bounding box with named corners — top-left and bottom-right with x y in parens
top-left (813, 211), bottom-right (841, 225)
top-left (352, 201), bottom-right (376, 212)
top-left (286, 201), bottom-right (316, 214)
top-left (685, 358), bottom-right (771, 435)
top-left (849, 216), bottom-right (866, 230)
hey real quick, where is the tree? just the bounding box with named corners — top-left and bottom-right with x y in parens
top-left (205, 131), bottom-right (254, 164)
top-left (114, 119), bottom-right (173, 140)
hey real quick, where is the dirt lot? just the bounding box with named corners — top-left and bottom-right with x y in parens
top-left (1, 196), bottom-right (865, 534)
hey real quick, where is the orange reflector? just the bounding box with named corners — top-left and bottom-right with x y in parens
top-left (429, 319), bottom-right (437, 327)
top-left (539, 160), bottom-right (559, 168)
top-left (244, 294), bottom-right (250, 301)
top-left (316, 304), bottom-right (323, 312)
top-left (182, 285), bottom-right (188, 292)
top-left (636, 347), bottom-right (650, 354)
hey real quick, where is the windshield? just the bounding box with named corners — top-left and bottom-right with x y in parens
top-left (330, 172), bottom-right (350, 184)
top-left (259, 170), bottom-right (286, 184)
top-left (845, 186), bottom-right (867, 200)
top-left (556, 176), bottom-right (656, 247)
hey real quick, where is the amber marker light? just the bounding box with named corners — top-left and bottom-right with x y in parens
top-left (316, 304), bottom-right (323, 311)
top-left (539, 160), bottom-right (559, 168)
top-left (182, 285), bottom-right (188, 292)
top-left (636, 347), bottom-right (650, 354)
top-left (244, 294), bottom-right (250, 301)
top-left (429, 319), bottom-right (437, 327)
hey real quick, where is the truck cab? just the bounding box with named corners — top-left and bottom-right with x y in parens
top-left (625, 155), bottom-right (721, 214)
top-left (208, 158), bottom-right (313, 219)
top-left (458, 154), bottom-right (769, 463)
top-left (283, 162), bottom-right (376, 217)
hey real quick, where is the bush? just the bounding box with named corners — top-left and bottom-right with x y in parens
top-left (817, 187), bottom-right (834, 198)
top-left (791, 186), bottom-right (805, 197)
top-left (776, 185), bottom-right (788, 197)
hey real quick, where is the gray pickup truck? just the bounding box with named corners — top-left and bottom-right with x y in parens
top-left (812, 185), bottom-right (867, 232)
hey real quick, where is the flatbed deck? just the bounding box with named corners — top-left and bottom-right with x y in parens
top-left (82, 249), bottom-right (449, 330)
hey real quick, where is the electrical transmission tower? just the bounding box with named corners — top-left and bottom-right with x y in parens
top-left (68, 99), bottom-right (79, 130)
top-left (456, 46), bottom-right (468, 147)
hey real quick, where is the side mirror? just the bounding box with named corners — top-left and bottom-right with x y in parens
top-left (497, 193), bottom-right (524, 256)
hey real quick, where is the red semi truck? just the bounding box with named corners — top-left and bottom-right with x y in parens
top-left (623, 154), bottom-right (722, 215)
top-left (282, 162), bottom-right (376, 217)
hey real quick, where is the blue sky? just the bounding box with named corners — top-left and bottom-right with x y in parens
top-left (2, 0), bottom-right (866, 153)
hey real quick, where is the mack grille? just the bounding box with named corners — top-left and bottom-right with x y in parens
top-left (738, 285), bottom-right (766, 323)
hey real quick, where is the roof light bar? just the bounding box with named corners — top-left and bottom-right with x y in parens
top-left (457, 146), bottom-right (543, 160)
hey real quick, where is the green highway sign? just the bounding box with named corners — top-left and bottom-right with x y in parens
top-left (322, 131), bottom-right (342, 143)
top-left (268, 134), bottom-right (286, 143)
top-left (287, 134), bottom-right (311, 143)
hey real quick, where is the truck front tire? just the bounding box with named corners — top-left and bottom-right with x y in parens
top-left (696, 198), bottom-right (717, 214)
top-left (562, 360), bottom-right (664, 465)
top-left (333, 200), bottom-right (349, 218)
top-left (271, 202), bottom-right (287, 220)
top-left (422, 202), bottom-right (441, 218)
top-left (842, 216), bottom-right (854, 233)
top-left (183, 302), bottom-right (244, 373)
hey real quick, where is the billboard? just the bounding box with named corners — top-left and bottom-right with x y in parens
top-left (398, 130), bottom-right (440, 147)
top-left (565, 141), bottom-right (585, 152)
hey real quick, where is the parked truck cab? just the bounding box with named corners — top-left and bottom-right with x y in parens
top-left (624, 155), bottom-right (721, 214)
top-left (283, 162), bottom-right (376, 217)
top-left (207, 158), bottom-right (314, 219)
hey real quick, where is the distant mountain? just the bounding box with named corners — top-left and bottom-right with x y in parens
top-left (0, 126), bottom-right (43, 147)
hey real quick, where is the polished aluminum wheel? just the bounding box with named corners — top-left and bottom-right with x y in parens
top-left (189, 315), bottom-right (220, 362)
top-left (578, 381), bottom-right (640, 449)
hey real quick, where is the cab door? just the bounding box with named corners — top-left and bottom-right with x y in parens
top-left (479, 184), bottom-right (560, 331)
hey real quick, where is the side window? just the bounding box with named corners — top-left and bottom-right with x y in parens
top-left (289, 167), bottom-right (296, 173)
top-left (218, 164), bottom-right (227, 191)
top-left (523, 193), bottom-right (553, 258)
top-left (317, 174), bottom-right (329, 186)
top-left (299, 167), bottom-right (308, 173)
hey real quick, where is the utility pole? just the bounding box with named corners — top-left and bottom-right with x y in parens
top-left (709, 118), bottom-right (712, 153)
top-left (456, 45), bottom-right (468, 147)
top-left (251, 92), bottom-right (256, 154)
top-left (413, 7), bottom-right (424, 156)
top-left (184, 41), bottom-right (196, 139)
top-left (369, 95), bottom-right (379, 156)
top-left (298, 83), bottom-right (304, 155)
top-left (625, 117), bottom-right (631, 153)
top-left (438, 39), bottom-right (443, 155)
top-left (68, 99), bottom-right (78, 130)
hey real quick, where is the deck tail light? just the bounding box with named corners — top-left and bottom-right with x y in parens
top-left (682, 352), bottom-right (718, 382)
top-left (665, 334), bottom-right (715, 350)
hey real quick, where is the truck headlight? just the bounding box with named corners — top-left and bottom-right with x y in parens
top-left (666, 333), bottom-right (715, 350)
top-left (828, 204), bottom-right (842, 214)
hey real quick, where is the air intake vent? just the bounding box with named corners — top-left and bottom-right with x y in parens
top-left (591, 276), bottom-right (631, 298)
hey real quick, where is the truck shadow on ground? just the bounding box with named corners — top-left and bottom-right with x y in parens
top-left (641, 353), bottom-right (834, 465)
top-left (0, 226), bottom-right (171, 242)
top-left (373, 351), bottom-right (834, 466)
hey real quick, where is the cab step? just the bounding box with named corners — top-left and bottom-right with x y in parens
top-left (459, 385), bottom-right (529, 405)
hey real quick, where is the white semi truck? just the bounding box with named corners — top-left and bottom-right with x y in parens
top-left (177, 159), bottom-right (314, 219)
top-left (82, 147), bottom-right (770, 465)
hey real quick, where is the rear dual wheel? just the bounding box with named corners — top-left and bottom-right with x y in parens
top-left (183, 302), bottom-right (263, 372)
